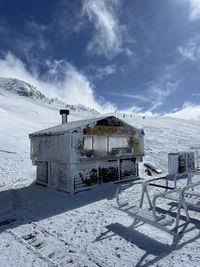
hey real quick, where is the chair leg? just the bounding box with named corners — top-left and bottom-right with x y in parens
top-left (182, 198), bottom-right (190, 221)
top-left (175, 194), bottom-right (183, 230)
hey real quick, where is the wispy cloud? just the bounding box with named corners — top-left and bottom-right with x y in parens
top-left (120, 105), bottom-right (157, 117)
top-left (0, 52), bottom-right (116, 113)
top-left (187, 0), bottom-right (200, 20)
top-left (177, 36), bottom-right (200, 62)
top-left (175, 0), bottom-right (200, 21)
top-left (97, 65), bottom-right (116, 78)
top-left (82, 0), bottom-right (132, 59)
top-left (85, 64), bottom-right (116, 80)
top-left (192, 92), bottom-right (200, 96)
top-left (148, 80), bottom-right (179, 109)
top-left (104, 91), bottom-right (149, 103)
top-left (145, 65), bottom-right (180, 111)
top-left (0, 18), bottom-right (50, 64)
top-left (104, 64), bottom-right (180, 113)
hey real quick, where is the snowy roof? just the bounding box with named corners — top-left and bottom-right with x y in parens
top-left (29, 115), bottom-right (139, 137)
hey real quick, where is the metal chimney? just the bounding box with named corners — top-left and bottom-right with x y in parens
top-left (60, 109), bottom-right (70, 124)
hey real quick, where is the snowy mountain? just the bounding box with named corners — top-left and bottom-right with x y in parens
top-left (1, 78), bottom-right (200, 266)
top-left (0, 78), bottom-right (100, 115)
top-left (0, 78), bottom-right (46, 99)
top-left (0, 77), bottom-right (100, 189)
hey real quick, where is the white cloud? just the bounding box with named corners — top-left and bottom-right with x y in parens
top-left (120, 105), bottom-right (157, 117)
top-left (146, 66), bottom-right (180, 111)
top-left (192, 92), bottom-right (200, 96)
top-left (150, 80), bottom-right (178, 98)
top-left (178, 38), bottom-right (200, 61)
top-left (149, 101), bottom-right (163, 112)
top-left (0, 52), bottom-right (116, 113)
top-left (88, 64), bottom-right (116, 80)
top-left (165, 102), bottom-right (200, 120)
top-left (120, 105), bottom-right (142, 114)
top-left (175, 0), bottom-right (200, 20)
top-left (99, 65), bottom-right (116, 76)
top-left (188, 0), bottom-right (200, 20)
top-left (104, 91), bottom-right (149, 103)
top-left (82, 0), bottom-right (131, 58)
top-left (2, 54), bottom-right (198, 120)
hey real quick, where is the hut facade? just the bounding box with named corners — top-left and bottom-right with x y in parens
top-left (29, 112), bottom-right (145, 193)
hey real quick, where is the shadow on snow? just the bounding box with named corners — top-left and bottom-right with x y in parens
top-left (1, 182), bottom-right (200, 266)
top-left (97, 207), bottom-right (200, 266)
top-left (0, 182), bottom-right (118, 233)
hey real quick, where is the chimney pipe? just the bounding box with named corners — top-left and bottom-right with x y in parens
top-left (60, 109), bottom-right (70, 124)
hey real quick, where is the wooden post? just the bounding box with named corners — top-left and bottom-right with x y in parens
top-left (107, 135), bottom-right (109, 154)
top-left (118, 159), bottom-right (121, 181)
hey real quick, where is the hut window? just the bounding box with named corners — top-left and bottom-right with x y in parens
top-left (93, 136), bottom-right (107, 156)
top-left (83, 135), bottom-right (132, 157)
top-left (84, 136), bottom-right (93, 150)
top-left (83, 136), bottom-right (107, 157)
top-left (108, 136), bottom-right (131, 155)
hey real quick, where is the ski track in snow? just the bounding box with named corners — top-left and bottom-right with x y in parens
top-left (1, 78), bottom-right (200, 266)
top-left (8, 222), bottom-right (104, 267)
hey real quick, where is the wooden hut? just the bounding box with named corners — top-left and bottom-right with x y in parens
top-left (29, 111), bottom-right (145, 193)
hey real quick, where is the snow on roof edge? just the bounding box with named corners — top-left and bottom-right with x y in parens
top-left (29, 115), bottom-right (141, 137)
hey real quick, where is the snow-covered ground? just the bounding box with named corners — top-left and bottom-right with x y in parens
top-left (1, 78), bottom-right (200, 266)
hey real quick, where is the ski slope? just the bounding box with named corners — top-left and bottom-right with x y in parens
top-left (1, 78), bottom-right (200, 266)
top-left (0, 78), bottom-right (98, 189)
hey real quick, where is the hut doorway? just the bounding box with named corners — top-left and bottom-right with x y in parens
top-left (37, 161), bottom-right (48, 185)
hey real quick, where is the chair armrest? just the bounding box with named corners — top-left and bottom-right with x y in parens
top-left (116, 181), bottom-right (143, 207)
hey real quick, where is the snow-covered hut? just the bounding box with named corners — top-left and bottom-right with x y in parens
top-left (29, 111), bottom-right (145, 193)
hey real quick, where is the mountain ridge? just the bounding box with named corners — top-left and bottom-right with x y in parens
top-left (0, 77), bottom-right (100, 115)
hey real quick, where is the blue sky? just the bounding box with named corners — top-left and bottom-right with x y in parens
top-left (0, 0), bottom-right (200, 118)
